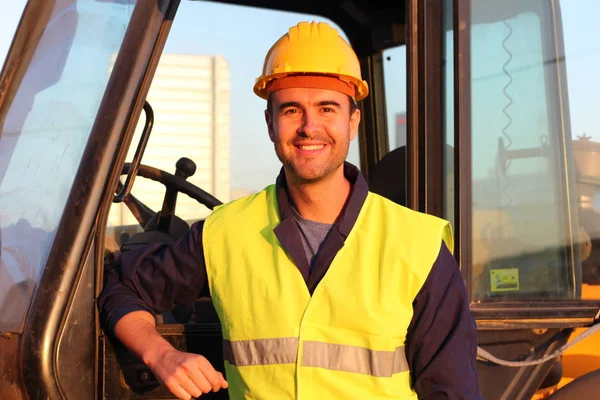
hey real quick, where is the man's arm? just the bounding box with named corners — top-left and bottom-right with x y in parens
top-left (98, 220), bottom-right (208, 334)
top-left (97, 220), bottom-right (228, 399)
top-left (113, 310), bottom-right (228, 399)
top-left (407, 241), bottom-right (483, 400)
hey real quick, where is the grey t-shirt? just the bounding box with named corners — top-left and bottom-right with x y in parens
top-left (291, 207), bottom-right (334, 271)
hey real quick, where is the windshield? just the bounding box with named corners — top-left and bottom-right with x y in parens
top-left (0, 0), bottom-right (136, 332)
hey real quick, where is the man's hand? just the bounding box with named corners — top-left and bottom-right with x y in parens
top-left (144, 347), bottom-right (229, 399)
top-left (113, 311), bottom-right (228, 399)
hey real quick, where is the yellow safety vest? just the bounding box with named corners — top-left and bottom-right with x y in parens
top-left (203, 184), bottom-right (453, 399)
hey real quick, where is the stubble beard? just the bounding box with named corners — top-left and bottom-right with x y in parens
top-left (275, 141), bottom-right (349, 184)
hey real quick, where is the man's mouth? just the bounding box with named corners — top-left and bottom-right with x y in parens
top-left (297, 144), bottom-right (325, 151)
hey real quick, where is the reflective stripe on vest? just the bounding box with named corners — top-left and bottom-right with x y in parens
top-left (203, 185), bottom-right (453, 399)
top-left (223, 338), bottom-right (409, 377)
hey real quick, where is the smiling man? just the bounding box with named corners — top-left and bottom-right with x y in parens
top-left (98, 21), bottom-right (483, 400)
top-left (265, 84), bottom-right (360, 223)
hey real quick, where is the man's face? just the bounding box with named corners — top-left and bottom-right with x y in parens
top-left (265, 87), bottom-right (360, 183)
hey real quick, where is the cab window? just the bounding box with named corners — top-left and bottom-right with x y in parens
top-left (470, 1), bottom-right (570, 301)
top-left (107, 1), bottom-right (361, 236)
top-left (561, 0), bottom-right (600, 300)
top-left (367, 43), bottom-right (408, 207)
top-left (444, 0), bottom-right (600, 302)
top-left (0, 0), bottom-right (137, 332)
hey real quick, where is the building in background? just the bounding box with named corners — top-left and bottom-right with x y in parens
top-left (109, 53), bottom-right (231, 227)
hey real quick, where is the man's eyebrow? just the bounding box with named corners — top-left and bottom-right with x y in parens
top-left (278, 100), bottom-right (342, 112)
top-left (278, 101), bottom-right (302, 112)
top-left (316, 100), bottom-right (342, 108)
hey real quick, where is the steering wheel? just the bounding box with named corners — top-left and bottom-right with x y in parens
top-left (117, 157), bottom-right (222, 239)
top-left (114, 157), bottom-right (221, 324)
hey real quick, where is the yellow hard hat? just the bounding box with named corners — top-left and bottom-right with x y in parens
top-left (254, 21), bottom-right (369, 101)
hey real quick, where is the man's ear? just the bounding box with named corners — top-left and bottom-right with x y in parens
top-left (349, 108), bottom-right (361, 141)
top-left (265, 109), bottom-right (275, 142)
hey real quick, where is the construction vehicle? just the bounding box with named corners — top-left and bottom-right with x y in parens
top-left (1, 0), bottom-right (600, 399)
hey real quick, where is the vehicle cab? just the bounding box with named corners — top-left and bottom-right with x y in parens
top-left (1, 0), bottom-right (600, 399)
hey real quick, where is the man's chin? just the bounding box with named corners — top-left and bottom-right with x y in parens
top-left (282, 158), bottom-right (344, 184)
top-left (287, 165), bottom-right (331, 183)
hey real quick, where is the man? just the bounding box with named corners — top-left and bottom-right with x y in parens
top-left (99, 21), bottom-right (482, 399)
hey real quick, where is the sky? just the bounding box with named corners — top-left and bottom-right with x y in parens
top-left (0, 0), bottom-right (599, 191)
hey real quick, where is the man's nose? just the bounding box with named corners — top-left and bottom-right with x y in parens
top-left (299, 111), bottom-right (321, 136)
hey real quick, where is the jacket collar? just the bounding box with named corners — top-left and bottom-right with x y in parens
top-left (274, 161), bottom-right (368, 239)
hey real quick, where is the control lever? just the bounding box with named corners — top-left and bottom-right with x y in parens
top-left (156, 157), bottom-right (197, 232)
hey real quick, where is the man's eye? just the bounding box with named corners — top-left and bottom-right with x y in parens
top-left (283, 109), bottom-right (299, 114)
top-left (321, 107), bottom-right (334, 113)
